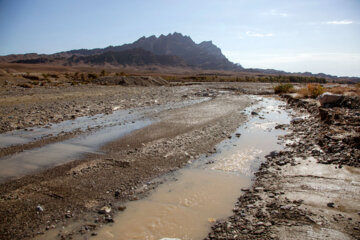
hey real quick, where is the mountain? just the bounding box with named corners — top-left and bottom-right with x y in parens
top-left (66, 48), bottom-right (188, 67)
top-left (4, 32), bottom-right (239, 70)
top-left (55, 32), bottom-right (240, 70)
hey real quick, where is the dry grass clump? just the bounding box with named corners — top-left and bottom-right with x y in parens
top-left (273, 83), bottom-right (294, 94)
top-left (17, 83), bottom-right (33, 88)
top-left (324, 85), bottom-right (360, 96)
top-left (22, 74), bottom-right (40, 80)
top-left (296, 84), bottom-right (324, 98)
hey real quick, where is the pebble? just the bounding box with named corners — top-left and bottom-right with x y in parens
top-left (36, 205), bottom-right (44, 212)
top-left (98, 206), bottom-right (111, 214)
top-left (327, 202), bottom-right (335, 208)
top-left (118, 205), bottom-right (126, 211)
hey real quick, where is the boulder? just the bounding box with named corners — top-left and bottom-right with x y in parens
top-left (318, 92), bottom-right (343, 107)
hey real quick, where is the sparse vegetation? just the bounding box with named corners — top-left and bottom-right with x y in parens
top-left (17, 83), bottom-right (33, 88)
top-left (297, 84), bottom-right (324, 98)
top-left (87, 73), bottom-right (98, 80)
top-left (324, 85), bottom-right (360, 96)
top-left (115, 71), bottom-right (127, 77)
top-left (161, 74), bottom-right (327, 84)
top-left (48, 73), bottom-right (59, 78)
top-left (273, 83), bottom-right (294, 94)
top-left (22, 74), bottom-right (40, 80)
top-left (307, 84), bottom-right (324, 98)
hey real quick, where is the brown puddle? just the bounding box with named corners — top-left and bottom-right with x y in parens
top-left (94, 169), bottom-right (250, 240)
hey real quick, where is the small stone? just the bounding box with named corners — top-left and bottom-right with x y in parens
top-left (36, 205), bottom-right (44, 212)
top-left (327, 202), bottom-right (335, 208)
top-left (104, 214), bottom-right (114, 223)
top-left (98, 206), bottom-right (112, 214)
top-left (114, 190), bottom-right (120, 198)
top-left (254, 228), bottom-right (265, 234)
top-left (265, 222), bottom-right (272, 227)
top-left (270, 233), bottom-right (277, 239)
top-left (65, 210), bottom-right (72, 218)
top-left (291, 117), bottom-right (304, 124)
top-left (118, 205), bottom-right (126, 211)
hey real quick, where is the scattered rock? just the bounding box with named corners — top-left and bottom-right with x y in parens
top-left (327, 202), bottom-right (335, 208)
top-left (118, 205), bottom-right (126, 211)
top-left (318, 93), bottom-right (343, 107)
top-left (290, 117), bottom-right (304, 124)
top-left (114, 190), bottom-right (120, 198)
top-left (104, 214), bottom-right (114, 223)
top-left (36, 205), bottom-right (44, 212)
top-left (65, 210), bottom-right (72, 218)
top-left (98, 206), bottom-right (111, 214)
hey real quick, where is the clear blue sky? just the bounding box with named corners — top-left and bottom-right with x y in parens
top-left (1, 0), bottom-right (359, 76)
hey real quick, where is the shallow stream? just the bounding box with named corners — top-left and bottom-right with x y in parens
top-left (91, 96), bottom-right (293, 240)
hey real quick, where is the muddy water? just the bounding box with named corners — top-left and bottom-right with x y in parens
top-left (0, 99), bottom-right (210, 182)
top-left (95, 170), bottom-right (250, 240)
top-left (0, 120), bottom-right (152, 182)
top-left (92, 96), bottom-right (292, 240)
top-left (0, 99), bottom-right (208, 148)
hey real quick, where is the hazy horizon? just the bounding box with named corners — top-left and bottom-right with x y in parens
top-left (0, 0), bottom-right (359, 77)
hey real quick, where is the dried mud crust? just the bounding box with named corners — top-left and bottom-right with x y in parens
top-left (0, 94), bottom-right (253, 240)
top-left (206, 96), bottom-right (360, 240)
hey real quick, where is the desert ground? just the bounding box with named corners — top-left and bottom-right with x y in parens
top-left (0, 72), bottom-right (359, 240)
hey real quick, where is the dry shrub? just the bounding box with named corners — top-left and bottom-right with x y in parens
top-left (307, 83), bottom-right (324, 98)
top-left (326, 86), bottom-right (349, 94)
top-left (22, 74), bottom-right (40, 80)
top-left (17, 83), bottom-right (33, 88)
top-left (296, 87), bottom-right (309, 98)
top-left (324, 85), bottom-right (360, 96)
top-left (296, 84), bottom-right (324, 98)
top-left (274, 83), bottom-right (294, 94)
top-left (49, 73), bottom-right (59, 78)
